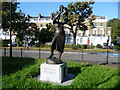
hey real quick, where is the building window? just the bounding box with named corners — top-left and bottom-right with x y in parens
top-left (40, 24), bottom-right (43, 27)
top-left (46, 18), bottom-right (50, 20)
top-left (100, 23), bottom-right (104, 26)
top-left (94, 23), bottom-right (97, 27)
top-left (67, 38), bottom-right (71, 43)
top-left (34, 18), bottom-right (38, 21)
top-left (94, 29), bottom-right (98, 35)
top-left (80, 38), bottom-right (83, 43)
top-left (100, 29), bottom-right (104, 35)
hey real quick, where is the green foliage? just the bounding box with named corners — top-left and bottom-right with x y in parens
top-left (37, 24), bottom-right (55, 44)
top-left (65, 44), bottom-right (95, 49)
top-left (2, 40), bottom-right (9, 47)
top-left (71, 45), bottom-right (80, 50)
top-left (66, 1), bottom-right (95, 44)
top-left (114, 45), bottom-right (120, 49)
top-left (2, 57), bottom-right (36, 75)
top-left (96, 44), bottom-right (102, 49)
top-left (2, 57), bottom-right (119, 89)
top-left (72, 65), bottom-right (119, 88)
top-left (107, 18), bottom-right (120, 48)
top-left (38, 28), bottom-right (54, 44)
top-left (2, 2), bottom-right (26, 45)
top-left (103, 43), bottom-right (107, 45)
top-left (2, 2), bottom-right (20, 29)
top-left (65, 44), bottom-right (73, 48)
top-left (0, 40), bottom-right (2, 47)
top-left (51, 1), bottom-right (95, 45)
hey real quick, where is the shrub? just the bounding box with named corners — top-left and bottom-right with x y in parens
top-left (2, 40), bottom-right (9, 47)
top-left (114, 45), bottom-right (120, 49)
top-left (65, 44), bottom-right (72, 48)
top-left (96, 44), bottom-right (102, 49)
top-left (43, 44), bottom-right (51, 48)
top-left (87, 45), bottom-right (91, 49)
top-left (71, 45), bottom-right (80, 50)
top-left (103, 43), bottom-right (107, 45)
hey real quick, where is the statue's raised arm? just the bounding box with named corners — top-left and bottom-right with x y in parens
top-left (47, 5), bottom-right (68, 64)
top-left (52, 5), bottom-right (68, 25)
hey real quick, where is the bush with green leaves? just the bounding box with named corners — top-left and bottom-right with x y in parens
top-left (114, 45), bottom-right (120, 49)
top-left (96, 44), bottom-right (103, 49)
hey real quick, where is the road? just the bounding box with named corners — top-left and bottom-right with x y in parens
top-left (1, 49), bottom-right (119, 65)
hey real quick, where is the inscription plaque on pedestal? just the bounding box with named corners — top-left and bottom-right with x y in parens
top-left (40, 62), bottom-right (67, 83)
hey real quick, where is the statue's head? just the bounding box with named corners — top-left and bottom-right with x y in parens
top-left (59, 5), bottom-right (64, 12)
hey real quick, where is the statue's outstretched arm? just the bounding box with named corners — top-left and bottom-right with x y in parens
top-left (53, 12), bottom-right (62, 24)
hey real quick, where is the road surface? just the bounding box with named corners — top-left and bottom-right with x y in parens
top-left (1, 49), bottom-right (119, 65)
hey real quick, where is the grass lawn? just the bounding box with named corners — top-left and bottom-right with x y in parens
top-left (2, 57), bottom-right (120, 89)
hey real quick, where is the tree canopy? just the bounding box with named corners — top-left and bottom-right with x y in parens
top-left (66, 1), bottom-right (95, 44)
top-left (107, 18), bottom-right (120, 48)
top-left (2, 2), bottom-right (24, 30)
top-left (51, 1), bottom-right (95, 44)
top-left (37, 23), bottom-right (55, 44)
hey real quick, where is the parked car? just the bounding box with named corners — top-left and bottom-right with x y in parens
top-left (103, 45), bottom-right (110, 49)
top-left (8, 42), bottom-right (17, 47)
top-left (102, 45), bottom-right (113, 49)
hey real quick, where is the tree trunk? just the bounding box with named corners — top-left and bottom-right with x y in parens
top-left (73, 33), bottom-right (76, 45)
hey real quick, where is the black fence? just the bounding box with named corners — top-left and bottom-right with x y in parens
top-left (1, 48), bottom-right (119, 65)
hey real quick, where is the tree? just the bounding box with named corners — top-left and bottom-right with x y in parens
top-left (2, 2), bottom-right (25, 45)
top-left (2, 2), bottom-right (39, 46)
top-left (26, 23), bottom-right (39, 46)
top-left (66, 1), bottom-right (95, 44)
top-left (2, 2), bottom-right (24, 30)
top-left (107, 18), bottom-right (120, 48)
top-left (38, 23), bottom-right (55, 44)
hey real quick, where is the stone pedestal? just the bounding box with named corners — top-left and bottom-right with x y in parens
top-left (40, 62), bottom-right (67, 83)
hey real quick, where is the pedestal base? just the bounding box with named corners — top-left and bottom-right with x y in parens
top-left (46, 57), bottom-right (62, 64)
top-left (40, 62), bottom-right (67, 83)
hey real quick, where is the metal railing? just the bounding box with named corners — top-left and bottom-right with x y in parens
top-left (1, 48), bottom-right (119, 65)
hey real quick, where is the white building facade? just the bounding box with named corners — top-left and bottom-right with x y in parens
top-left (65, 16), bottom-right (111, 46)
top-left (1, 14), bottom-right (111, 47)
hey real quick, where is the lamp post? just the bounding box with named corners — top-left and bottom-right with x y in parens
top-left (10, 1), bottom-right (12, 58)
top-left (106, 36), bottom-right (109, 64)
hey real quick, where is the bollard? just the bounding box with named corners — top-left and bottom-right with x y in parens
top-left (4, 48), bottom-right (6, 56)
top-left (82, 49), bottom-right (83, 61)
top-left (39, 48), bottom-right (41, 58)
top-left (106, 49), bottom-right (109, 64)
top-left (21, 48), bottom-right (22, 58)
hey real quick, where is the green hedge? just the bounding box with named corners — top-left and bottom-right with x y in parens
top-left (65, 44), bottom-right (95, 50)
top-left (36, 44), bottom-right (95, 50)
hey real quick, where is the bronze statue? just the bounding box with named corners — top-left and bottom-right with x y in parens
top-left (47, 5), bottom-right (68, 64)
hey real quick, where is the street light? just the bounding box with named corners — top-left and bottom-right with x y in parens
top-left (9, 0), bottom-right (16, 58)
top-left (10, 1), bottom-right (12, 58)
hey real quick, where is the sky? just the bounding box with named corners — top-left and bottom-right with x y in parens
top-left (18, 2), bottom-right (118, 20)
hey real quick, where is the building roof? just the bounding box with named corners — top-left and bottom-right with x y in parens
top-left (29, 13), bottom-right (50, 19)
top-left (93, 15), bottom-right (106, 19)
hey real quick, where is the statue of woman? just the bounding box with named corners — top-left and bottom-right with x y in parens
top-left (49, 5), bottom-right (68, 59)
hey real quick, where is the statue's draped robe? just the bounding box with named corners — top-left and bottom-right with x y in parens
top-left (51, 24), bottom-right (65, 53)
